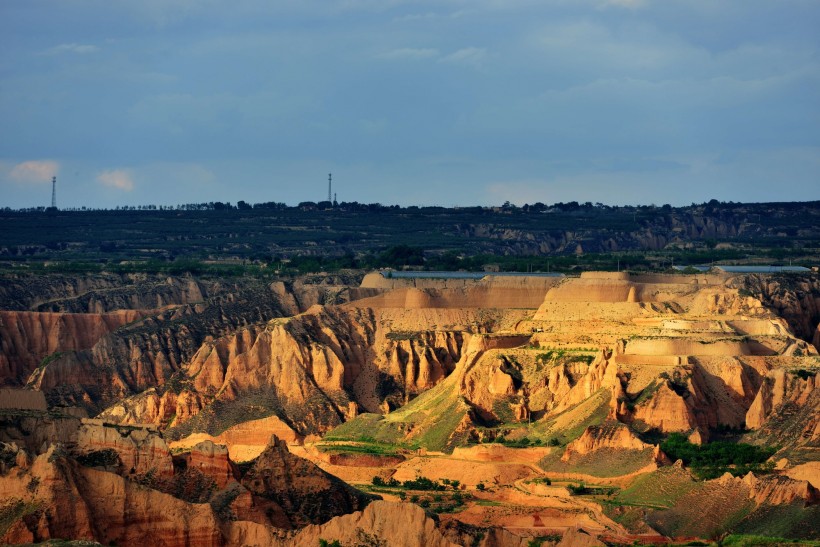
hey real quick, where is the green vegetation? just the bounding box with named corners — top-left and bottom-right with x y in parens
top-left (402, 476), bottom-right (447, 491)
top-left (37, 351), bottom-right (65, 370)
top-left (660, 433), bottom-right (777, 479)
top-left (534, 348), bottom-right (596, 367)
top-left (791, 369), bottom-right (817, 381)
top-left (0, 499), bottom-right (40, 538)
top-left (316, 442), bottom-right (401, 457)
top-left (614, 467), bottom-right (697, 509)
top-left (75, 449), bottom-right (121, 469)
top-left (720, 533), bottom-right (820, 546)
top-left (367, 475), bottom-right (468, 514)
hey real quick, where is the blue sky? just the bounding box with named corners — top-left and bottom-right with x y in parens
top-left (1, 0), bottom-right (818, 209)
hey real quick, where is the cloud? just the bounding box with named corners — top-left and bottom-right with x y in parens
top-left (600, 0), bottom-right (648, 8)
top-left (439, 47), bottom-right (487, 67)
top-left (97, 170), bottom-right (134, 191)
top-left (378, 48), bottom-right (439, 60)
top-left (9, 160), bottom-right (59, 184)
top-left (41, 43), bottom-right (99, 55)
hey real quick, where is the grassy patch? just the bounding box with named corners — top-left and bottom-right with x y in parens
top-left (315, 442), bottom-right (401, 456)
top-left (474, 499), bottom-right (503, 506)
top-left (615, 467), bottom-right (697, 509)
top-left (539, 447), bottom-right (654, 478)
top-left (731, 503), bottom-right (820, 540)
top-left (324, 413), bottom-right (406, 446)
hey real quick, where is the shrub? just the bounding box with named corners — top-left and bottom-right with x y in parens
top-left (403, 476), bottom-right (444, 491)
top-left (567, 482), bottom-right (587, 495)
top-left (660, 433), bottom-right (776, 479)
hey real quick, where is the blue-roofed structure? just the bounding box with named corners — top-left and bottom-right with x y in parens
top-left (672, 265), bottom-right (711, 272)
top-left (714, 265), bottom-right (811, 274)
top-left (378, 271), bottom-right (564, 280)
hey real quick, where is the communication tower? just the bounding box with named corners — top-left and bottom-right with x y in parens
top-left (328, 173), bottom-right (332, 202)
top-left (51, 176), bottom-right (57, 209)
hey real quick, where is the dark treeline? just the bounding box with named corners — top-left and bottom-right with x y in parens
top-left (7, 198), bottom-right (820, 215)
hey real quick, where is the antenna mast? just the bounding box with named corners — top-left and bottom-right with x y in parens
top-left (328, 173), bottom-right (332, 202)
top-left (51, 176), bottom-right (57, 209)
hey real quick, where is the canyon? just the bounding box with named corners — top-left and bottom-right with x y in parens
top-left (1, 269), bottom-right (818, 545)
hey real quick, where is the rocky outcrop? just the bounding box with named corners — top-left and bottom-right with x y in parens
top-left (0, 409), bottom-right (82, 455)
top-left (97, 387), bottom-right (206, 429)
top-left (746, 368), bottom-right (818, 433)
top-left (629, 363), bottom-right (752, 434)
top-left (75, 421), bottom-right (173, 478)
top-left (272, 501), bottom-right (458, 547)
top-left (168, 415), bottom-right (300, 462)
top-left (178, 440), bottom-right (236, 489)
top-left (737, 274), bottom-right (820, 351)
top-left (0, 421), bottom-right (381, 545)
top-left (741, 472), bottom-right (819, 506)
top-left (238, 435), bottom-right (376, 529)
top-left (557, 527), bottom-right (607, 547)
top-left (562, 422), bottom-right (649, 461)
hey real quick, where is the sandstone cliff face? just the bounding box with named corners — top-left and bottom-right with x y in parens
top-left (24, 281), bottom-right (296, 413)
top-left (100, 305), bottom-right (483, 438)
top-left (178, 440), bottom-right (236, 489)
top-left (740, 472), bottom-right (820, 506)
top-left (744, 368), bottom-right (820, 450)
top-left (75, 421), bottom-right (174, 478)
top-left (0, 310), bottom-right (142, 386)
top-left (737, 274), bottom-right (820, 351)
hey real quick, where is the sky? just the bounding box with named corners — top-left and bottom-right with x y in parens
top-left (1, 0), bottom-right (819, 209)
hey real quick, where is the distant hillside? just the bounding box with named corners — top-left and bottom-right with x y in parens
top-left (1, 200), bottom-right (818, 273)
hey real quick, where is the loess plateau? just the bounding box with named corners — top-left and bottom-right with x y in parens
top-left (1, 270), bottom-right (819, 546)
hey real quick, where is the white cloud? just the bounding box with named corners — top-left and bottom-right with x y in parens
top-left (97, 170), bottom-right (134, 191)
top-left (9, 160), bottom-right (59, 184)
top-left (439, 47), bottom-right (487, 67)
top-left (378, 47), bottom-right (440, 60)
top-left (42, 43), bottom-right (99, 55)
